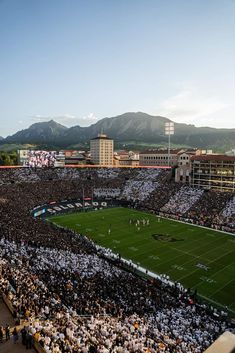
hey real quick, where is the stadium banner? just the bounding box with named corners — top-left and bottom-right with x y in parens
top-left (32, 199), bottom-right (123, 218)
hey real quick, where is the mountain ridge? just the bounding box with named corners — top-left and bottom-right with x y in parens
top-left (1, 112), bottom-right (235, 151)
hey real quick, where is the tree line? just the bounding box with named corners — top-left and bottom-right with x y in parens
top-left (0, 151), bottom-right (18, 166)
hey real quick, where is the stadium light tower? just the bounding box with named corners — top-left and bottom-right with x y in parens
top-left (165, 122), bottom-right (174, 167)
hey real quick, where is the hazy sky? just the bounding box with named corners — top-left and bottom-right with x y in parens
top-left (0, 0), bottom-right (235, 137)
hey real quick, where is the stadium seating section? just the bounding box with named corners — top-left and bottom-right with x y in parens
top-left (0, 167), bottom-right (234, 353)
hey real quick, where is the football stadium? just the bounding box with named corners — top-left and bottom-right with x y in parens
top-left (0, 166), bottom-right (235, 353)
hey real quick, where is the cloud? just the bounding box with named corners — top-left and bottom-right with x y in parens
top-left (158, 88), bottom-right (231, 126)
top-left (31, 115), bottom-right (52, 122)
top-left (30, 113), bottom-right (99, 127)
top-left (80, 113), bottom-right (99, 126)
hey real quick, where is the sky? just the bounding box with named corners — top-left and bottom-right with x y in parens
top-left (0, 0), bottom-right (235, 137)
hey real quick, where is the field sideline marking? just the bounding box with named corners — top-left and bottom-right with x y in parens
top-left (53, 211), bottom-right (233, 270)
top-left (197, 293), bottom-right (232, 312)
top-left (158, 215), bottom-right (235, 237)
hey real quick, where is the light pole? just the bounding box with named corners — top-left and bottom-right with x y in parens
top-left (165, 122), bottom-right (174, 167)
top-left (82, 187), bottom-right (85, 208)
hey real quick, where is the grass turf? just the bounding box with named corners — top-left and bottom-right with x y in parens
top-left (49, 207), bottom-right (235, 314)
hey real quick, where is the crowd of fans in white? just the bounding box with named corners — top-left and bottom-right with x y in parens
top-left (122, 180), bottom-right (159, 202)
top-left (94, 188), bottom-right (121, 198)
top-left (135, 169), bottom-right (162, 181)
top-left (160, 187), bottom-right (204, 215)
top-left (97, 169), bottom-right (120, 179)
top-left (121, 169), bottom-right (162, 202)
top-left (219, 195), bottom-right (235, 229)
top-left (0, 235), bottom-right (233, 353)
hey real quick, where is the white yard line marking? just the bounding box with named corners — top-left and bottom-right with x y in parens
top-left (177, 250), bottom-right (234, 283)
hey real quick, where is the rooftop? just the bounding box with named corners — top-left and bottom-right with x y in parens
top-left (140, 149), bottom-right (183, 155)
top-left (191, 155), bottom-right (235, 162)
top-left (91, 133), bottom-right (112, 141)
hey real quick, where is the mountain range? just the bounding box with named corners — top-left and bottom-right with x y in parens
top-left (1, 112), bottom-right (235, 151)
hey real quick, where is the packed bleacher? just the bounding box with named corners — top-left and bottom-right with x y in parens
top-left (185, 191), bottom-right (233, 231)
top-left (0, 166), bottom-right (235, 353)
top-left (160, 187), bottom-right (204, 215)
top-left (121, 169), bottom-right (163, 202)
top-left (94, 188), bottom-right (121, 198)
top-left (220, 196), bottom-right (235, 230)
top-left (0, 166), bottom-right (234, 231)
top-left (0, 232), bottom-right (233, 352)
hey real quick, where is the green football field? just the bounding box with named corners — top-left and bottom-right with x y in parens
top-left (49, 207), bottom-right (235, 314)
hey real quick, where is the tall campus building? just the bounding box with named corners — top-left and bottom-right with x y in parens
top-left (90, 133), bottom-right (113, 166)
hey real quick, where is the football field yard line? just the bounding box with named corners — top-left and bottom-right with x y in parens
top-left (168, 234), bottom-right (216, 253)
top-left (228, 299), bottom-right (235, 310)
top-left (196, 259), bottom-right (235, 293)
top-left (96, 229), bottom-right (232, 287)
top-left (134, 250), bottom-right (235, 313)
top-left (111, 224), bottom-right (227, 269)
top-left (175, 236), bottom-right (232, 260)
top-left (147, 249), bottom-right (192, 269)
top-left (208, 277), bottom-right (235, 299)
top-left (167, 242), bottom-right (233, 279)
top-left (170, 232), bottom-right (229, 254)
top-left (185, 250), bottom-right (234, 290)
top-left (176, 249), bottom-right (234, 283)
top-left (170, 243), bottom-right (213, 259)
top-left (193, 253), bottom-right (235, 289)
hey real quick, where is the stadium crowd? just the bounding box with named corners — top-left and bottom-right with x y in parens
top-left (0, 233), bottom-right (233, 353)
top-left (0, 166), bottom-right (234, 353)
top-left (160, 187), bottom-right (204, 215)
top-left (0, 166), bottom-right (234, 232)
top-left (184, 190), bottom-right (233, 231)
top-left (221, 195), bottom-right (235, 229)
top-left (94, 188), bottom-right (121, 198)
